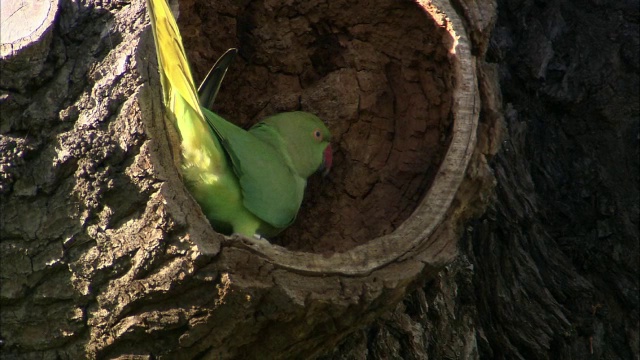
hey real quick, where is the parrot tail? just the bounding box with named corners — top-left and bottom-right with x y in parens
top-left (198, 48), bottom-right (238, 111)
top-left (146, 0), bottom-right (225, 174)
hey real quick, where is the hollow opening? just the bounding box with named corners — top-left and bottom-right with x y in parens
top-left (179, 0), bottom-right (454, 253)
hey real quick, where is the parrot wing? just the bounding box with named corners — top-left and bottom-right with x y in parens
top-left (201, 107), bottom-right (304, 229)
top-left (198, 48), bottom-right (238, 111)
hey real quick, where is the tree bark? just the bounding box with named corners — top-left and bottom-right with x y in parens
top-left (1, 0), bottom-right (637, 359)
top-left (319, 0), bottom-right (640, 359)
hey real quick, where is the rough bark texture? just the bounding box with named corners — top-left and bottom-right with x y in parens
top-left (319, 0), bottom-right (640, 359)
top-left (1, 0), bottom-right (482, 358)
top-left (1, 0), bottom-right (638, 359)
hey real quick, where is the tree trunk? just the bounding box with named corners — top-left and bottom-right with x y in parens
top-left (319, 0), bottom-right (640, 359)
top-left (1, 0), bottom-right (637, 359)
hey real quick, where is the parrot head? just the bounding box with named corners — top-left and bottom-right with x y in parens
top-left (259, 111), bottom-right (332, 178)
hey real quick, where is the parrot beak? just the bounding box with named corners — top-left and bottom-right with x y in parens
top-left (319, 144), bottom-right (333, 176)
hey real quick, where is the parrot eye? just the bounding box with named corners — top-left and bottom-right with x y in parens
top-left (313, 129), bottom-right (323, 141)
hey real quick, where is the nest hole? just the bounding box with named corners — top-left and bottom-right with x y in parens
top-left (179, 0), bottom-right (454, 253)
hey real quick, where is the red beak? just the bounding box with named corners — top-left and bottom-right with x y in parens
top-left (321, 144), bottom-right (333, 176)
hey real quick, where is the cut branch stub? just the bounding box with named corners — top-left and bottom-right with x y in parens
top-left (146, 0), bottom-right (479, 357)
top-left (176, 0), bottom-right (479, 274)
top-left (0, 0), bottom-right (59, 91)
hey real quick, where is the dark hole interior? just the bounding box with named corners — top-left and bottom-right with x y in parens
top-left (179, 0), bottom-right (454, 253)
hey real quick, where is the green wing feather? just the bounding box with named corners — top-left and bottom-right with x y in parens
top-left (201, 108), bottom-right (303, 228)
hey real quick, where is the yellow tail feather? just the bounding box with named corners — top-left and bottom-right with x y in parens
top-left (146, 0), bottom-right (223, 173)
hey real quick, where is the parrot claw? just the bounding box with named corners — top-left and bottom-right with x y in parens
top-left (231, 232), bottom-right (269, 242)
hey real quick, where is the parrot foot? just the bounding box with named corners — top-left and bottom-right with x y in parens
top-left (253, 233), bottom-right (268, 241)
top-left (231, 232), bottom-right (269, 243)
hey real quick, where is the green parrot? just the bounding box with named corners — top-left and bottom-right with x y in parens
top-left (146, 0), bottom-right (332, 238)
